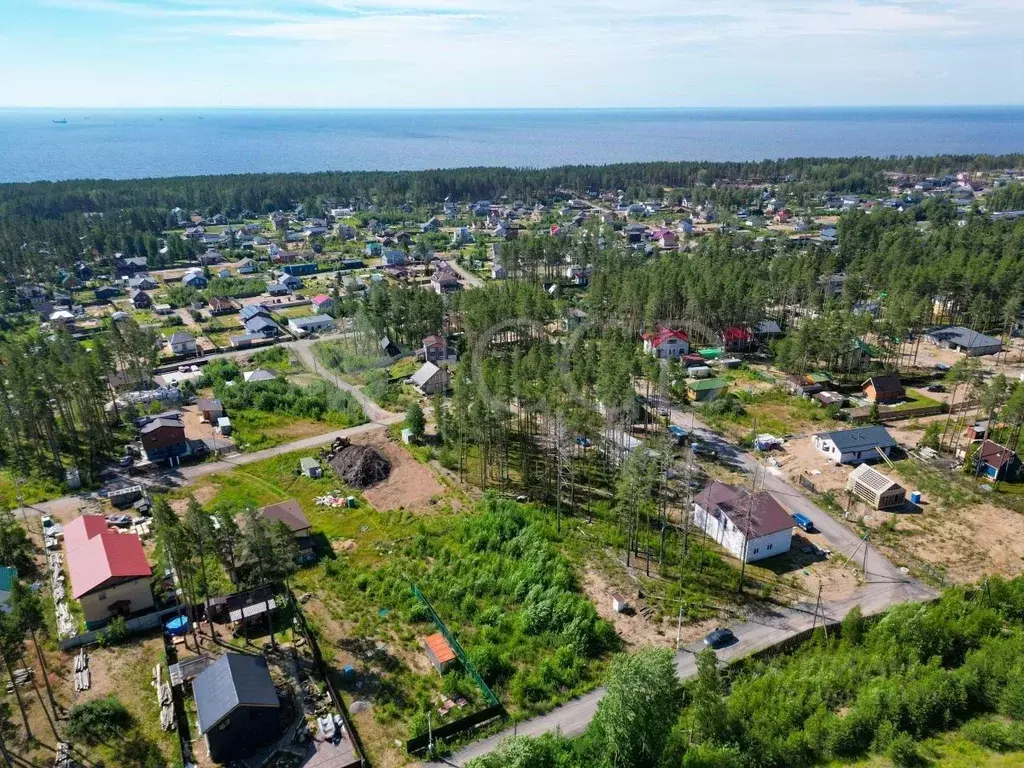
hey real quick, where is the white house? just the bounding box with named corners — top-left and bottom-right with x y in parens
top-left (641, 327), bottom-right (690, 359)
top-left (812, 425), bottom-right (897, 465)
top-left (692, 481), bottom-right (794, 563)
top-left (167, 331), bottom-right (197, 356)
top-left (288, 314), bottom-right (335, 335)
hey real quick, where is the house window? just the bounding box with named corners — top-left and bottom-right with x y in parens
top-left (767, 543), bottom-right (773, 551)
top-left (217, 717), bottom-right (232, 731)
top-left (752, 548), bottom-right (759, 555)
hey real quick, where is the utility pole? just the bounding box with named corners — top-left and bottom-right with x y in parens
top-left (810, 583), bottom-right (823, 636)
top-left (676, 604), bottom-right (684, 650)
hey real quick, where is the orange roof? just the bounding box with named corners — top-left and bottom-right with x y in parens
top-left (424, 633), bottom-right (456, 664)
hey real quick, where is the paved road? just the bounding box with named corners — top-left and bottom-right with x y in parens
top-left (430, 408), bottom-right (936, 767)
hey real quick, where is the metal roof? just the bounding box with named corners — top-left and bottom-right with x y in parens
top-left (66, 530), bottom-right (152, 599)
top-left (926, 326), bottom-right (1002, 350)
top-left (816, 425), bottom-right (896, 453)
top-left (693, 481), bottom-right (794, 538)
top-left (193, 653), bottom-right (279, 735)
top-left (259, 499), bottom-right (311, 533)
top-left (847, 464), bottom-right (902, 494)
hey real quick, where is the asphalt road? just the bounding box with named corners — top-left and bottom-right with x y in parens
top-left (429, 408), bottom-right (936, 768)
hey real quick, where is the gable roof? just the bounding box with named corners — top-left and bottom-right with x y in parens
top-left (863, 375), bottom-right (904, 395)
top-left (410, 362), bottom-right (444, 388)
top-left (192, 654), bottom-right (279, 735)
top-left (63, 514), bottom-right (111, 552)
top-left (140, 415), bottom-right (185, 434)
top-left (239, 304), bottom-right (270, 321)
top-left (65, 521), bottom-right (151, 599)
top-left (926, 326), bottom-right (1002, 350)
top-left (244, 316), bottom-right (278, 333)
top-left (243, 369), bottom-right (277, 383)
top-left (693, 481), bottom-right (794, 538)
top-left (259, 499), bottom-right (311, 533)
top-left (978, 440), bottom-right (1018, 468)
top-left (423, 334), bottom-right (446, 348)
top-left (754, 319), bottom-right (782, 335)
top-left (0, 566), bottom-right (16, 595)
top-left (168, 331), bottom-right (195, 345)
top-left (848, 463), bottom-right (903, 494)
top-left (642, 326), bottom-right (689, 347)
top-left (815, 425), bottom-right (896, 453)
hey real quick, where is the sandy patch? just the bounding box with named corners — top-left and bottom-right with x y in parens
top-left (360, 443), bottom-right (445, 513)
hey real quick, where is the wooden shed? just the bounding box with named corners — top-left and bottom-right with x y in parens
top-left (423, 633), bottom-right (457, 674)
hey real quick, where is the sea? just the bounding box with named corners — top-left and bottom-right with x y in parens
top-left (1, 107), bottom-right (1023, 183)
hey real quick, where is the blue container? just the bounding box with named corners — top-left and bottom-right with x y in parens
top-left (910, 491), bottom-right (922, 504)
top-left (164, 615), bottom-right (189, 636)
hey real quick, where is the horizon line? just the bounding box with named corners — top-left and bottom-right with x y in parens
top-left (3, 104), bottom-right (1024, 112)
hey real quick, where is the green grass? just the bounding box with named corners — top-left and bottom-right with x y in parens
top-left (0, 469), bottom-right (66, 508)
top-left (887, 389), bottom-right (943, 412)
top-left (834, 718), bottom-right (1024, 767)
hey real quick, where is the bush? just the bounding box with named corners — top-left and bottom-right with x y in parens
top-left (962, 718), bottom-right (1024, 751)
top-left (888, 732), bottom-right (921, 767)
top-left (96, 615), bottom-right (129, 647)
top-left (66, 697), bottom-right (133, 744)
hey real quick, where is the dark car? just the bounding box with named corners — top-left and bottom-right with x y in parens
top-left (704, 627), bottom-right (736, 648)
top-left (926, 384), bottom-right (945, 392)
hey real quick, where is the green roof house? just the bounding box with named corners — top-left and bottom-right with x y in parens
top-left (0, 567), bottom-right (17, 613)
top-left (688, 378), bottom-right (729, 402)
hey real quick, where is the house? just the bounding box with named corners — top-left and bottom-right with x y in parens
top-left (257, 499), bottom-right (316, 563)
top-left (192, 654), bottom-right (282, 764)
top-left (182, 271), bottom-right (208, 289)
top-left (409, 362), bottom-right (451, 395)
top-left (451, 227), bottom-right (472, 246)
top-left (563, 307), bottom-right (588, 332)
top-left (198, 250), bottom-right (223, 266)
top-left (299, 457), bottom-right (322, 478)
top-left (692, 482), bottom-right (794, 563)
top-left (64, 515), bottom-right (154, 628)
top-left (365, 242), bottom-right (382, 257)
top-left (208, 296), bottom-right (236, 315)
top-left (116, 256), bottom-right (148, 275)
top-left (276, 273), bottom-right (302, 290)
top-left (270, 212), bottom-right (288, 231)
top-left (127, 275), bottom-right (159, 291)
top-left (288, 314), bottom-right (335, 335)
top-left (281, 263), bottom-right (317, 277)
top-left (243, 369), bottom-right (277, 383)
top-left (423, 633), bottom-right (457, 674)
top-left (197, 398), bottom-right (224, 423)
top-left (687, 378), bottom-right (728, 402)
top-left (431, 265), bottom-right (460, 295)
top-left (266, 281), bottom-right (290, 297)
top-left (641, 327), bottom-right (690, 359)
top-left (651, 228), bottom-right (678, 248)
top-left (130, 290), bottom-right (152, 309)
top-left (975, 440), bottom-right (1022, 481)
top-left (239, 303), bottom-right (271, 322)
top-left (48, 310), bottom-right (75, 328)
top-left (236, 258), bottom-right (257, 274)
top-left (311, 294), bottom-right (334, 312)
top-left (846, 464), bottom-right (906, 510)
top-left (167, 331), bottom-right (197, 356)
top-left (139, 411), bottom-right (191, 465)
top-left (723, 326), bottom-right (754, 352)
top-left (94, 285), bottom-right (122, 301)
top-left (244, 316), bottom-right (280, 338)
top-left (422, 335), bottom-right (452, 364)
top-left (753, 319), bottom-right (783, 340)
top-left (813, 425), bottom-right (897, 465)
top-left (925, 326), bottom-right (1002, 357)
top-left (0, 567), bottom-right (17, 614)
top-left (380, 336), bottom-right (401, 357)
top-left (382, 249), bottom-right (406, 267)
top-left (862, 375), bottom-right (904, 404)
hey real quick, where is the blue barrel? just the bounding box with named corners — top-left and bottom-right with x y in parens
top-left (909, 491), bottom-right (922, 504)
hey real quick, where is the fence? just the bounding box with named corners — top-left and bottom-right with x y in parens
top-left (406, 585), bottom-right (506, 755)
top-left (58, 605), bottom-right (185, 650)
top-left (797, 474), bottom-right (818, 493)
top-left (849, 404), bottom-right (945, 423)
top-left (289, 590), bottom-right (369, 767)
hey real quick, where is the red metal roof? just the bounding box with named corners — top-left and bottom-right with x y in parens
top-left (65, 517), bottom-right (151, 599)
top-left (63, 515), bottom-right (110, 553)
top-left (723, 326), bottom-right (753, 343)
top-left (424, 633), bottom-right (456, 664)
top-left (642, 326), bottom-right (689, 348)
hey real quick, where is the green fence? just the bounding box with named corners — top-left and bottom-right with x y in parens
top-left (412, 585), bottom-right (500, 707)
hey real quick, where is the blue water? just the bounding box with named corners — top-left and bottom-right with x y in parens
top-left (1, 107), bottom-right (1023, 183)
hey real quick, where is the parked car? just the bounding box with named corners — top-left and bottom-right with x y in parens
top-left (704, 627), bottom-right (735, 648)
top-left (118, 455), bottom-right (133, 467)
top-left (926, 384), bottom-right (945, 392)
top-left (792, 512), bottom-right (815, 533)
top-left (691, 442), bottom-right (718, 458)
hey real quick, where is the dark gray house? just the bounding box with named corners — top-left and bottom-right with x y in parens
top-left (192, 653), bottom-right (281, 763)
top-left (925, 326), bottom-right (1002, 357)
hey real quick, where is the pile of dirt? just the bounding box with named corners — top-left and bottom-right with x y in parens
top-left (329, 444), bottom-right (392, 488)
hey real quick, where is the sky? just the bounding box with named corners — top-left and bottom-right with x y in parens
top-left (2, 0), bottom-right (1023, 108)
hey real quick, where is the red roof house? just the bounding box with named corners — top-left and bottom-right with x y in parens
top-left (642, 327), bottom-right (690, 359)
top-left (723, 326), bottom-right (754, 351)
top-left (64, 515), bottom-right (154, 627)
